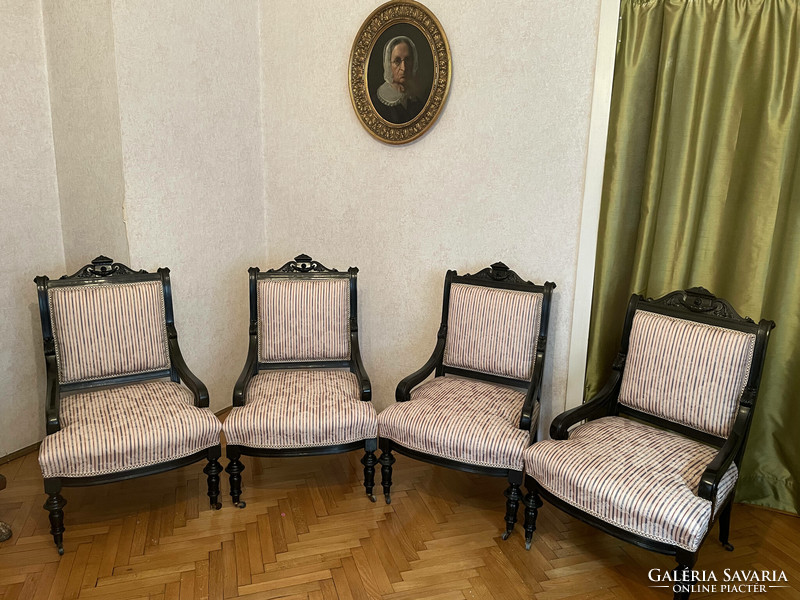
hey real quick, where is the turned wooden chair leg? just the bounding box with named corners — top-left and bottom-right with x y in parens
top-left (502, 471), bottom-right (524, 540)
top-left (43, 479), bottom-right (66, 555)
top-left (718, 501), bottom-right (734, 551)
top-left (522, 487), bottom-right (543, 550)
top-left (204, 446), bottom-right (223, 510)
top-left (672, 551), bottom-right (698, 600)
top-left (672, 563), bottom-right (693, 600)
top-left (362, 438), bottom-right (378, 502)
top-left (379, 439), bottom-right (395, 504)
top-left (225, 445), bottom-right (246, 508)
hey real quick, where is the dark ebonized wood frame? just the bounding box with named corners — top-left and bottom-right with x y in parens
top-left (381, 262), bottom-right (556, 540)
top-left (522, 287), bottom-right (774, 600)
top-left (0, 475), bottom-right (10, 542)
top-left (34, 256), bottom-right (223, 555)
top-left (226, 254), bottom-right (376, 507)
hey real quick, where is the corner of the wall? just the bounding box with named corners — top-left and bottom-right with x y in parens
top-left (564, 0), bottom-right (620, 411)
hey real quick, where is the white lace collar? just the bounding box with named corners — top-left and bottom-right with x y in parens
top-left (376, 82), bottom-right (408, 107)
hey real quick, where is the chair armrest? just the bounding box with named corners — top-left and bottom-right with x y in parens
top-left (167, 326), bottom-right (209, 408)
top-left (550, 370), bottom-right (621, 440)
top-left (519, 340), bottom-right (546, 431)
top-left (698, 430), bottom-right (742, 502)
top-left (396, 337), bottom-right (446, 402)
top-left (44, 354), bottom-right (61, 434)
top-left (350, 334), bottom-right (372, 402)
top-left (233, 335), bottom-right (258, 407)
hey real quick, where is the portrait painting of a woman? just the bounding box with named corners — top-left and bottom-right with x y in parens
top-left (367, 24), bottom-right (434, 126)
top-left (350, 0), bottom-right (450, 144)
top-left (373, 36), bottom-right (424, 124)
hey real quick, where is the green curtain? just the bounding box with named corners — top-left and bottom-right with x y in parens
top-left (587, 0), bottom-right (800, 513)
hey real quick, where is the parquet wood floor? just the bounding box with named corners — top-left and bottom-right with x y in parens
top-left (0, 448), bottom-right (798, 599)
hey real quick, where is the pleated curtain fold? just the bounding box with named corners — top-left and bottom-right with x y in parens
top-left (587, 0), bottom-right (800, 513)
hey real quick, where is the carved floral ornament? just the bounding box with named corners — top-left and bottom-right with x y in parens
top-left (349, 0), bottom-right (451, 144)
top-left (60, 256), bottom-right (147, 280)
top-left (267, 254), bottom-right (338, 274)
top-left (651, 287), bottom-right (754, 323)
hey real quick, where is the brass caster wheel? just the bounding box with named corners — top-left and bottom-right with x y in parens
top-left (501, 530), bottom-right (511, 541)
top-left (57, 545), bottom-right (64, 556)
top-left (0, 521), bottom-right (11, 542)
top-left (212, 502), bottom-right (222, 510)
top-left (235, 501), bottom-right (247, 509)
top-left (368, 494), bottom-right (377, 503)
top-left (384, 494), bottom-right (391, 505)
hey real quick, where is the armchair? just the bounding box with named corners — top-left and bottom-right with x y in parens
top-left (34, 256), bottom-right (223, 554)
top-left (222, 255), bottom-right (378, 507)
top-left (521, 287), bottom-right (774, 600)
top-left (378, 262), bottom-right (555, 539)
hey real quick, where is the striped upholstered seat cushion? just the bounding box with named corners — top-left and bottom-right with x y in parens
top-left (257, 279), bottom-right (350, 363)
top-left (443, 284), bottom-right (542, 381)
top-left (48, 282), bottom-right (170, 384)
top-left (39, 381), bottom-right (221, 478)
top-left (378, 377), bottom-right (535, 470)
top-left (223, 370), bottom-right (377, 448)
top-left (524, 417), bottom-right (738, 552)
top-left (619, 311), bottom-right (756, 438)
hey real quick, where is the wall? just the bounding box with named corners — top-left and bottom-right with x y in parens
top-left (111, 0), bottom-right (267, 413)
top-left (261, 0), bottom-right (602, 432)
top-left (1, 0), bottom-right (603, 456)
top-left (42, 0), bottom-right (129, 271)
top-left (0, 1), bottom-right (266, 457)
top-left (0, 0), bottom-right (65, 456)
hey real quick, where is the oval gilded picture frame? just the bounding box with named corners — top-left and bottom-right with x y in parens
top-left (349, 0), bottom-right (451, 145)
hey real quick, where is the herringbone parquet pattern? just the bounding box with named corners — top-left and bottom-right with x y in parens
top-left (0, 448), bottom-right (798, 599)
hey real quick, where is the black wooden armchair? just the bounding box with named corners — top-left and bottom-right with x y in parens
top-left (34, 256), bottom-right (223, 554)
top-left (521, 288), bottom-right (774, 600)
top-left (223, 255), bottom-right (377, 507)
top-left (378, 262), bottom-right (555, 539)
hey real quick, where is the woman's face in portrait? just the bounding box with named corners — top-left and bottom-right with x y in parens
top-left (390, 42), bottom-right (414, 90)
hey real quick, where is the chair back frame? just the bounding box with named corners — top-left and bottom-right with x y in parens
top-left (436, 262), bottom-right (556, 390)
top-left (607, 287), bottom-right (773, 453)
top-left (35, 256), bottom-right (209, 434)
top-left (233, 254), bottom-right (370, 406)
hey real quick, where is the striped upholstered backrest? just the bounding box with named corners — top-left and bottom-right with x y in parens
top-left (443, 283), bottom-right (543, 381)
top-left (48, 282), bottom-right (170, 384)
top-left (619, 310), bottom-right (756, 438)
top-left (257, 278), bottom-right (350, 362)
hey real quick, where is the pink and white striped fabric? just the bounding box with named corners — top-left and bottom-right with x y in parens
top-left (223, 370), bottom-right (377, 448)
top-left (39, 381), bottom-right (221, 478)
top-left (48, 282), bottom-right (170, 384)
top-left (443, 284), bottom-right (542, 381)
top-left (619, 311), bottom-right (756, 438)
top-left (378, 376), bottom-right (534, 470)
top-left (524, 416), bottom-right (737, 552)
top-left (257, 279), bottom-right (350, 363)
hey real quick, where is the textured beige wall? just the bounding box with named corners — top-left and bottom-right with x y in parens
top-left (111, 0), bottom-right (267, 413)
top-left (1, 0), bottom-right (603, 457)
top-left (262, 0), bottom-right (602, 434)
top-left (0, 1), bottom-right (65, 456)
top-left (42, 0), bottom-right (129, 272)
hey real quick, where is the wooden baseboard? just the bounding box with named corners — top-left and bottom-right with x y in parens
top-left (0, 442), bottom-right (40, 466)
